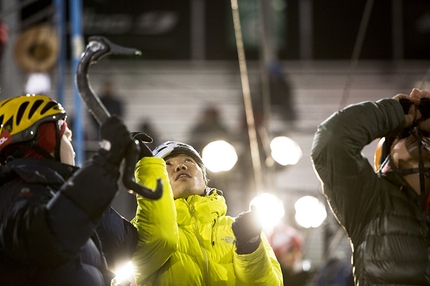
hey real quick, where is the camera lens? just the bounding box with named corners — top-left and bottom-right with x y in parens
top-left (420, 98), bottom-right (430, 120)
top-left (399, 98), bottom-right (412, 114)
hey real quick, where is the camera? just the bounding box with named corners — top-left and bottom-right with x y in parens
top-left (399, 98), bottom-right (430, 120)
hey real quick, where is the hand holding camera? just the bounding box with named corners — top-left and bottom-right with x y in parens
top-left (395, 88), bottom-right (430, 133)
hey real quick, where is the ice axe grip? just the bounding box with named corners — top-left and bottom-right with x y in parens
top-left (76, 36), bottom-right (162, 199)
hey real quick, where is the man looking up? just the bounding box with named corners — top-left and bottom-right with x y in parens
top-left (131, 140), bottom-right (282, 285)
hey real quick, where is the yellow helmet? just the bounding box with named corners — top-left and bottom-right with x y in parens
top-left (0, 94), bottom-right (66, 152)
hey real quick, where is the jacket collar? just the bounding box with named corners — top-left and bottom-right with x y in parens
top-left (1, 158), bottom-right (78, 187)
top-left (175, 189), bottom-right (227, 225)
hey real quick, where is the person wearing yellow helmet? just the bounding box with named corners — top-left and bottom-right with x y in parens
top-left (311, 88), bottom-right (430, 285)
top-left (0, 94), bottom-right (138, 285)
top-left (0, 94), bottom-right (68, 163)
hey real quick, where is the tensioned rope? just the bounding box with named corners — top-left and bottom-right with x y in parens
top-left (230, 0), bottom-right (264, 194)
top-left (339, 0), bottom-right (375, 109)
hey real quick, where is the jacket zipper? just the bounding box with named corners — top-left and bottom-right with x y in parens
top-left (189, 197), bottom-right (210, 285)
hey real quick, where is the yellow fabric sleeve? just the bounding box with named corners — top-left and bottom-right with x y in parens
top-left (131, 157), bottom-right (178, 284)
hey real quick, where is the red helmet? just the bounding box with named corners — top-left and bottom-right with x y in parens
top-left (268, 225), bottom-right (303, 258)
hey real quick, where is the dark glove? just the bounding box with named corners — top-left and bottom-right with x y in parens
top-left (99, 116), bottom-right (133, 166)
top-left (131, 131), bottom-right (153, 159)
top-left (232, 206), bottom-right (262, 254)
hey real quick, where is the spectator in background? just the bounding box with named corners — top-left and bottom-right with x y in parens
top-left (91, 79), bottom-right (125, 139)
top-left (99, 79), bottom-right (123, 117)
top-left (187, 105), bottom-right (232, 154)
top-left (138, 118), bottom-right (161, 150)
top-left (266, 61), bottom-right (297, 127)
top-left (236, 62), bottom-right (297, 199)
top-left (0, 21), bottom-right (8, 62)
top-left (315, 254), bottom-right (354, 286)
top-left (187, 105), bottom-right (238, 209)
top-left (268, 225), bottom-right (313, 286)
top-left (251, 61), bottom-right (297, 134)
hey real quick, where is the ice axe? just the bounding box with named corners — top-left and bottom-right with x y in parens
top-left (76, 36), bottom-right (162, 199)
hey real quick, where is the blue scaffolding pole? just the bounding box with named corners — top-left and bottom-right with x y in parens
top-left (70, 0), bottom-right (84, 166)
top-left (54, 0), bottom-right (66, 105)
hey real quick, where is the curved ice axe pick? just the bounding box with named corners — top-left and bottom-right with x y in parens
top-left (76, 36), bottom-right (162, 199)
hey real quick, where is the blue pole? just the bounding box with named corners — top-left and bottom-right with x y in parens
top-left (54, 0), bottom-right (66, 105)
top-left (70, 0), bottom-right (84, 166)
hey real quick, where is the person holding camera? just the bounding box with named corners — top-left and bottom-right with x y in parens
top-left (311, 88), bottom-right (430, 285)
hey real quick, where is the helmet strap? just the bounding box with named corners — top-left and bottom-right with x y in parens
top-left (32, 144), bottom-right (56, 161)
top-left (396, 167), bottom-right (430, 177)
top-left (393, 128), bottom-right (430, 218)
top-left (411, 128), bottom-right (430, 222)
top-left (54, 121), bottom-right (62, 161)
top-left (417, 131), bottom-right (426, 198)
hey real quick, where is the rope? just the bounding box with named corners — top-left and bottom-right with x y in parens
top-left (230, 0), bottom-right (264, 194)
top-left (339, 0), bottom-right (375, 109)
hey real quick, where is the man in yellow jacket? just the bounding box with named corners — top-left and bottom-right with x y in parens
top-left (131, 140), bottom-right (283, 285)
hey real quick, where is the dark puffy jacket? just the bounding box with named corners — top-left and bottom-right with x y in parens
top-left (311, 99), bottom-right (430, 285)
top-left (0, 156), bottom-right (137, 286)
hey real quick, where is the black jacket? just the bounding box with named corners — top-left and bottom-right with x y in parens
top-left (0, 155), bottom-right (137, 286)
top-left (311, 99), bottom-right (430, 285)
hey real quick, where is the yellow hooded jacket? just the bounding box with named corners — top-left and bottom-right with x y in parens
top-left (131, 157), bottom-right (282, 285)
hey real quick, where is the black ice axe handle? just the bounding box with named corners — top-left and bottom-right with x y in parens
top-left (76, 36), bottom-right (162, 199)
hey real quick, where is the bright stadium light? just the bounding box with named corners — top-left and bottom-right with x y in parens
top-left (202, 140), bottom-right (238, 172)
top-left (270, 136), bottom-right (302, 166)
top-left (294, 196), bottom-right (327, 228)
top-left (250, 193), bottom-right (285, 231)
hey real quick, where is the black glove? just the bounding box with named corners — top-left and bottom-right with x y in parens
top-left (99, 116), bottom-right (133, 166)
top-left (130, 131), bottom-right (153, 159)
top-left (232, 206), bottom-right (263, 254)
